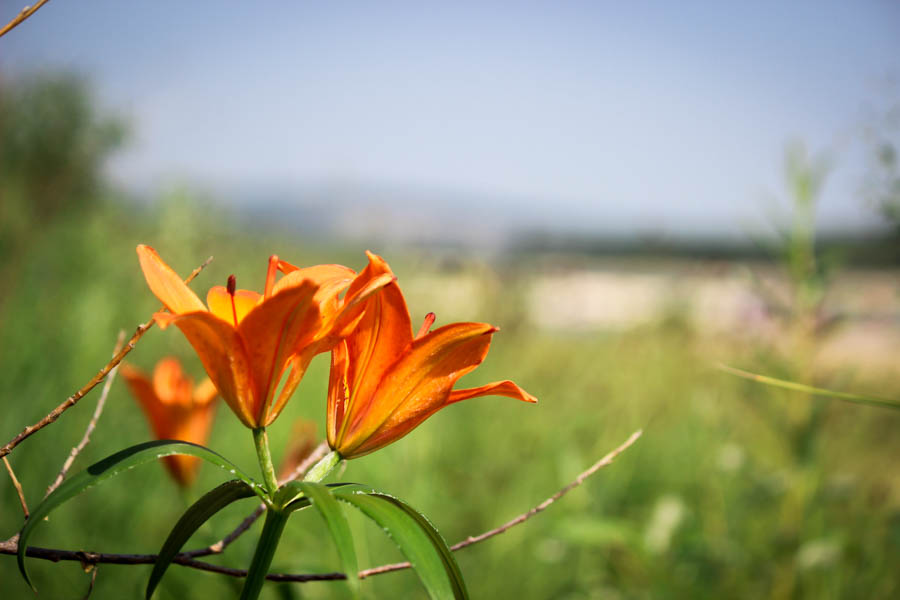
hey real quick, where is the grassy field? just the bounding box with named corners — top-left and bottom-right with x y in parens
top-left (2, 202), bottom-right (899, 599)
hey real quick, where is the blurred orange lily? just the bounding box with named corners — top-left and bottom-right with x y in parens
top-left (136, 245), bottom-right (392, 428)
top-left (120, 358), bottom-right (218, 487)
top-left (327, 277), bottom-right (537, 458)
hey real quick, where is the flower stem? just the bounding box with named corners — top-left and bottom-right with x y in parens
top-left (252, 427), bottom-right (279, 497)
top-left (239, 508), bottom-right (289, 600)
top-left (303, 450), bottom-right (342, 482)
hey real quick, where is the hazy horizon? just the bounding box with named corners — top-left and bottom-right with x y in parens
top-left (3, 1), bottom-right (899, 238)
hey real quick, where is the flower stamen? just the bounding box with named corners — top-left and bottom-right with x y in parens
top-left (264, 255), bottom-right (279, 300)
top-left (227, 275), bottom-right (239, 326)
top-left (415, 312), bottom-right (436, 340)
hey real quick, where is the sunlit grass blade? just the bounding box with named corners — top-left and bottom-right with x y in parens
top-left (146, 479), bottom-right (257, 599)
top-left (718, 364), bottom-right (900, 410)
top-left (296, 482), bottom-right (359, 596)
top-left (17, 439), bottom-right (263, 590)
top-left (333, 488), bottom-right (469, 600)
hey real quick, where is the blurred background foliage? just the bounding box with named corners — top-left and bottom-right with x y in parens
top-left (1, 72), bottom-right (899, 600)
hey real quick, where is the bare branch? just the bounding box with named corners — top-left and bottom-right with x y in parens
top-left (0, 430), bottom-right (642, 584)
top-left (0, 256), bottom-right (213, 459)
top-left (358, 428), bottom-right (644, 578)
top-left (80, 565), bottom-right (98, 600)
top-left (2, 457), bottom-right (28, 518)
top-left (0, 0), bottom-right (52, 39)
top-left (46, 331), bottom-right (127, 497)
top-left (279, 441), bottom-right (330, 486)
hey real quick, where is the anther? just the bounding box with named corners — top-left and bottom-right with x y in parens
top-left (416, 312), bottom-right (436, 340)
top-left (227, 275), bottom-right (238, 326)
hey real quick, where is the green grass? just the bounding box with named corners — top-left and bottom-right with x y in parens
top-left (1, 204), bottom-right (899, 599)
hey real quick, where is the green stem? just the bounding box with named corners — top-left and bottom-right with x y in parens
top-left (239, 508), bottom-right (289, 600)
top-left (252, 427), bottom-right (279, 498)
top-left (303, 450), bottom-right (342, 483)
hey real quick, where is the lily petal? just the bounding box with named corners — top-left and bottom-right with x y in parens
top-left (327, 340), bottom-right (351, 448)
top-left (120, 364), bottom-right (170, 438)
top-left (344, 322), bottom-right (496, 456)
top-left (238, 280), bottom-right (321, 424)
top-left (448, 380), bottom-right (538, 404)
top-left (136, 245), bottom-right (206, 314)
top-left (340, 279), bottom-right (412, 442)
top-left (274, 263), bottom-right (356, 290)
top-left (275, 266), bottom-right (355, 339)
top-left (156, 311), bottom-right (256, 427)
top-left (152, 357), bottom-right (193, 406)
top-left (206, 286), bottom-right (262, 325)
top-left (267, 347), bottom-right (317, 426)
top-left (193, 378), bottom-right (220, 406)
top-left (165, 402), bottom-right (216, 486)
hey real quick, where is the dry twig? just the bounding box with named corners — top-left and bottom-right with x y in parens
top-left (2, 456), bottom-right (29, 518)
top-left (0, 429), bottom-right (642, 583)
top-left (46, 331), bottom-right (127, 497)
top-left (358, 428), bottom-right (644, 578)
top-left (0, 0), bottom-right (52, 39)
top-left (81, 565), bottom-right (98, 599)
top-left (0, 257), bottom-right (213, 460)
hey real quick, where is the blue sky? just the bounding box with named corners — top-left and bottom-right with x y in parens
top-left (3, 1), bottom-right (899, 237)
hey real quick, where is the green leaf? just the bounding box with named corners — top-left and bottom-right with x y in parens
top-left (17, 439), bottom-right (263, 590)
top-left (296, 482), bottom-right (359, 596)
top-left (240, 509), bottom-right (289, 600)
top-left (333, 488), bottom-right (469, 600)
top-left (718, 364), bottom-right (900, 410)
top-left (146, 479), bottom-right (257, 599)
top-left (276, 481), bottom-right (365, 512)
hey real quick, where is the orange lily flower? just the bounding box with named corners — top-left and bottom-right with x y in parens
top-left (326, 276), bottom-right (537, 459)
top-left (120, 358), bottom-right (218, 487)
top-left (136, 245), bottom-right (392, 429)
top-left (276, 250), bottom-right (397, 387)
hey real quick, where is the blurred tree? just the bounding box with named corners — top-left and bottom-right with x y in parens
top-left (0, 72), bottom-right (126, 257)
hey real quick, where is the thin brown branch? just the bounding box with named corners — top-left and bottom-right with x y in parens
top-left (0, 429), bottom-right (642, 584)
top-left (81, 565), bottom-right (98, 600)
top-left (46, 331), bottom-right (127, 498)
top-left (0, 0), bottom-right (52, 39)
top-left (358, 428), bottom-right (644, 578)
top-left (279, 441), bottom-right (330, 486)
top-left (3, 457), bottom-right (29, 518)
top-left (0, 256), bottom-right (213, 460)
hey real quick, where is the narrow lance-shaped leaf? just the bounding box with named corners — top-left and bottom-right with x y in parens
top-left (17, 439), bottom-right (264, 590)
top-left (333, 488), bottom-right (469, 600)
top-left (240, 509), bottom-right (289, 600)
top-left (278, 481), bottom-right (366, 513)
top-left (146, 479), bottom-right (257, 599)
top-left (296, 482), bottom-right (360, 596)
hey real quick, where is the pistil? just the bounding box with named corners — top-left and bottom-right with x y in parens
top-left (227, 275), bottom-right (238, 326)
